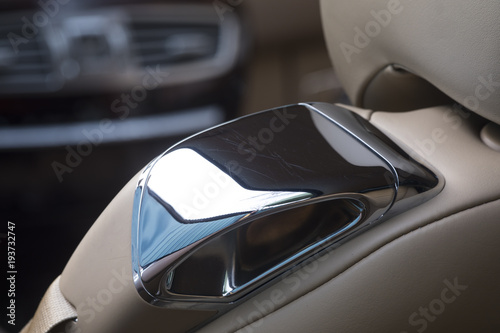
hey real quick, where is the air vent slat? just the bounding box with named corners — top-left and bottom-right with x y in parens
top-left (129, 21), bottom-right (219, 68)
top-left (0, 19), bottom-right (52, 91)
top-left (129, 42), bottom-right (167, 51)
top-left (130, 26), bottom-right (215, 38)
top-left (14, 49), bottom-right (50, 58)
top-left (0, 74), bottom-right (47, 84)
top-left (8, 63), bottom-right (52, 72)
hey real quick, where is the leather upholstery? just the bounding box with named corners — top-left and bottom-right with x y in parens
top-left (321, 0), bottom-right (500, 124)
top-left (199, 105), bottom-right (500, 333)
top-left (26, 2), bottom-right (500, 333)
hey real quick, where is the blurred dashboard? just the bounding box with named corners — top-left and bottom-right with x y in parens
top-left (0, 2), bottom-right (246, 331)
top-left (0, 1), bottom-right (245, 148)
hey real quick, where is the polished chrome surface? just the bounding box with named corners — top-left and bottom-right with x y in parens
top-left (131, 102), bottom-right (443, 309)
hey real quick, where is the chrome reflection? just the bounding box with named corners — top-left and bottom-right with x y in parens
top-left (132, 103), bottom-right (443, 310)
top-left (147, 148), bottom-right (312, 221)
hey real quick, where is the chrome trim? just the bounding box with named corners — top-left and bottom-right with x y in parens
top-left (131, 103), bottom-right (443, 311)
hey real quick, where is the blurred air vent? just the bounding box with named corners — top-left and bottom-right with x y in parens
top-left (0, 23), bottom-right (53, 92)
top-left (0, 5), bottom-right (240, 96)
top-left (129, 21), bottom-right (220, 68)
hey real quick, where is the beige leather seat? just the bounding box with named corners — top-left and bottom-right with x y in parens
top-left (24, 1), bottom-right (500, 332)
top-left (201, 1), bottom-right (500, 332)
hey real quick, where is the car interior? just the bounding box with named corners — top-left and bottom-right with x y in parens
top-left (2, 0), bottom-right (500, 332)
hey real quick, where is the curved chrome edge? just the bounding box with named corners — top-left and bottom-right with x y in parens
top-left (131, 102), bottom-right (444, 313)
top-left (303, 102), bottom-right (445, 218)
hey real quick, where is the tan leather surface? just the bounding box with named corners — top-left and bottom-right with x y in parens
top-left (363, 65), bottom-right (453, 112)
top-left (20, 276), bottom-right (76, 333)
top-left (321, 0), bottom-right (500, 124)
top-left (59, 173), bottom-right (216, 333)
top-left (24, 1), bottom-right (500, 331)
top-left (244, 0), bottom-right (323, 47)
top-left (33, 107), bottom-right (500, 333)
top-left (199, 105), bottom-right (500, 332)
top-left (234, 199), bottom-right (500, 333)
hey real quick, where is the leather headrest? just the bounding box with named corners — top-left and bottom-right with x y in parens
top-left (321, 0), bottom-right (500, 123)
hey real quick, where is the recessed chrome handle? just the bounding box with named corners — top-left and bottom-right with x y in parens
top-left (131, 103), bottom-right (443, 309)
